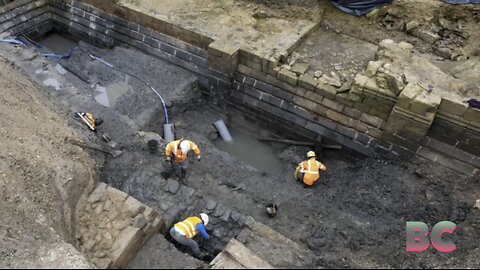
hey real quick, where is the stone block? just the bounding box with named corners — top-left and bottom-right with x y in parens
top-left (124, 196), bottom-right (145, 218)
top-left (463, 107), bottom-right (480, 124)
top-left (409, 93), bottom-right (441, 115)
top-left (335, 93), bottom-right (354, 107)
top-left (110, 226), bottom-right (143, 269)
top-left (322, 98), bottom-right (344, 112)
top-left (359, 113), bottom-right (385, 128)
top-left (305, 91), bottom-right (324, 104)
top-left (316, 83), bottom-right (337, 99)
top-left (314, 104), bottom-right (328, 116)
top-left (291, 62), bottom-right (310, 75)
top-left (397, 83), bottom-right (421, 109)
top-left (293, 96), bottom-right (316, 111)
top-left (298, 74), bottom-right (318, 91)
top-left (278, 68), bottom-right (298, 85)
top-left (438, 98), bottom-right (468, 116)
top-left (342, 106), bottom-right (362, 120)
top-left (326, 109), bottom-right (351, 126)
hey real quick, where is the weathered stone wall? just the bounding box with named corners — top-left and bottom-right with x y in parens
top-left (77, 183), bottom-right (163, 269)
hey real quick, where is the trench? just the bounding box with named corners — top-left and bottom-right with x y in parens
top-left (8, 3), bottom-right (480, 269)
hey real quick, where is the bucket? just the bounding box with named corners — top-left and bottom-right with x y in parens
top-left (147, 139), bottom-right (159, 154)
top-left (265, 203), bottom-right (278, 218)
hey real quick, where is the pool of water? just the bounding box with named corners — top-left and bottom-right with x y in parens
top-left (39, 32), bottom-right (78, 54)
top-left (214, 128), bottom-right (284, 176)
top-left (94, 78), bottom-right (132, 108)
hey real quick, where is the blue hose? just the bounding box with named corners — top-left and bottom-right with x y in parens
top-left (0, 39), bottom-right (27, 47)
top-left (42, 47), bottom-right (78, 59)
top-left (88, 54), bottom-right (170, 124)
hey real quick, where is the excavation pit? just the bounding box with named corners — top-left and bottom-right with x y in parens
top-left (1, 0), bottom-right (480, 269)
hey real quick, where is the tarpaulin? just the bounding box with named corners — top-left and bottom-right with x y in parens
top-left (331, 0), bottom-right (393, 16)
top-left (441, 0), bottom-right (480, 4)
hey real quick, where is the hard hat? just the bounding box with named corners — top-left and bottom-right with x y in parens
top-left (200, 213), bottom-right (209, 226)
top-left (307, 151), bottom-right (316, 158)
top-left (179, 140), bottom-right (189, 154)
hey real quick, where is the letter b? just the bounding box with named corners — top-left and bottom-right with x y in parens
top-left (406, 222), bottom-right (430, 252)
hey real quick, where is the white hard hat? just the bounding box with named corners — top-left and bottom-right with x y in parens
top-left (307, 151), bottom-right (316, 158)
top-left (180, 140), bottom-right (190, 154)
top-left (200, 213), bottom-right (209, 226)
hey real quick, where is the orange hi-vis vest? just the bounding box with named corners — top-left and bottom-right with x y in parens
top-left (174, 216), bottom-right (203, 239)
top-left (165, 140), bottom-right (201, 162)
top-left (299, 158), bottom-right (327, 186)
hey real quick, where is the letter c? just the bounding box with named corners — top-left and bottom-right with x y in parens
top-left (431, 221), bottom-right (456, 253)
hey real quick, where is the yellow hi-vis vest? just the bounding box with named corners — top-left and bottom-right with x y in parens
top-left (165, 140), bottom-right (201, 162)
top-left (299, 158), bottom-right (327, 186)
top-left (174, 216), bottom-right (203, 239)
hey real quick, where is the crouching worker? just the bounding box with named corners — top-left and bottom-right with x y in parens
top-left (170, 213), bottom-right (209, 258)
top-left (295, 151), bottom-right (327, 187)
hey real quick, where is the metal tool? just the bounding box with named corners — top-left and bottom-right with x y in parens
top-left (65, 138), bottom-right (123, 158)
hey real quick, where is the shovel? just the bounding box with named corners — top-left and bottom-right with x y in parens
top-left (65, 138), bottom-right (123, 158)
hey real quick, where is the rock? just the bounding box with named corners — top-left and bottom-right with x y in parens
top-left (95, 251), bottom-right (107, 258)
top-left (291, 62), bottom-right (310, 76)
top-left (338, 79), bottom-right (353, 93)
top-left (213, 204), bottom-right (227, 218)
top-left (413, 29), bottom-right (441, 44)
top-left (406, 20), bottom-right (419, 32)
top-left (365, 61), bottom-right (381, 77)
top-left (107, 209), bottom-right (119, 220)
top-left (95, 203), bottom-right (104, 215)
top-left (113, 219), bottom-right (130, 231)
top-left (314, 70), bottom-right (323, 78)
top-left (321, 72), bottom-right (342, 87)
top-left (220, 210), bottom-right (231, 222)
top-left (288, 52), bottom-right (300, 66)
top-left (230, 211), bottom-right (242, 223)
top-left (475, 199), bottom-right (480, 209)
top-left (106, 187), bottom-right (128, 209)
top-left (132, 214), bottom-right (148, 229)
top-left (436, 47), bottom-right (453, 59)
top-left (87, 183), bottom-right (107, 203)
top-left (366, 8), bottom-right (379, 20)
top-left (206, 199), bottom-right (217, 210)
top-left (84, 240), bottom-right (96, 252)
top-left (165, 179), bottom-right (180, 194)
top-left (124, 196), bottom-right (146, 218)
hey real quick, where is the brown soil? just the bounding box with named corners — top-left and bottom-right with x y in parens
top-left (0, 56), bottom-right (95, 268)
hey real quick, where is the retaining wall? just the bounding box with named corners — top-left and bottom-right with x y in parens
top-left (0, 0), bottom-right (478, 176)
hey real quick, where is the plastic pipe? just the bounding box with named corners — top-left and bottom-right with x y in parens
top-left (213, 120), bottom-right (233, 142)
top-left (163, 124), bottom-right (175, 143)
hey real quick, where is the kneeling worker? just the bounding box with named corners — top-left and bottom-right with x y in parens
top-left (170, 213), bottom-right (209, 258)
top-left (295, 151), bottom-right (327, 187)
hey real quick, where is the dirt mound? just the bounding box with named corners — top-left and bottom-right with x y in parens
top-left (0, 56), bottom-right (95, 268)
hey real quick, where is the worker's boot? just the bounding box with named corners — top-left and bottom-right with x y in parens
top-left (179, 168), bottom-right (187, 185)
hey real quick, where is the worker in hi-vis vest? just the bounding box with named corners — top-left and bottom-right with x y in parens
top-left (295, 151), bottom-right (327, 187)
top-left (170, 213), bottom-right (209, 258)
top-left (165, 139), bottom-right (201, 183)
